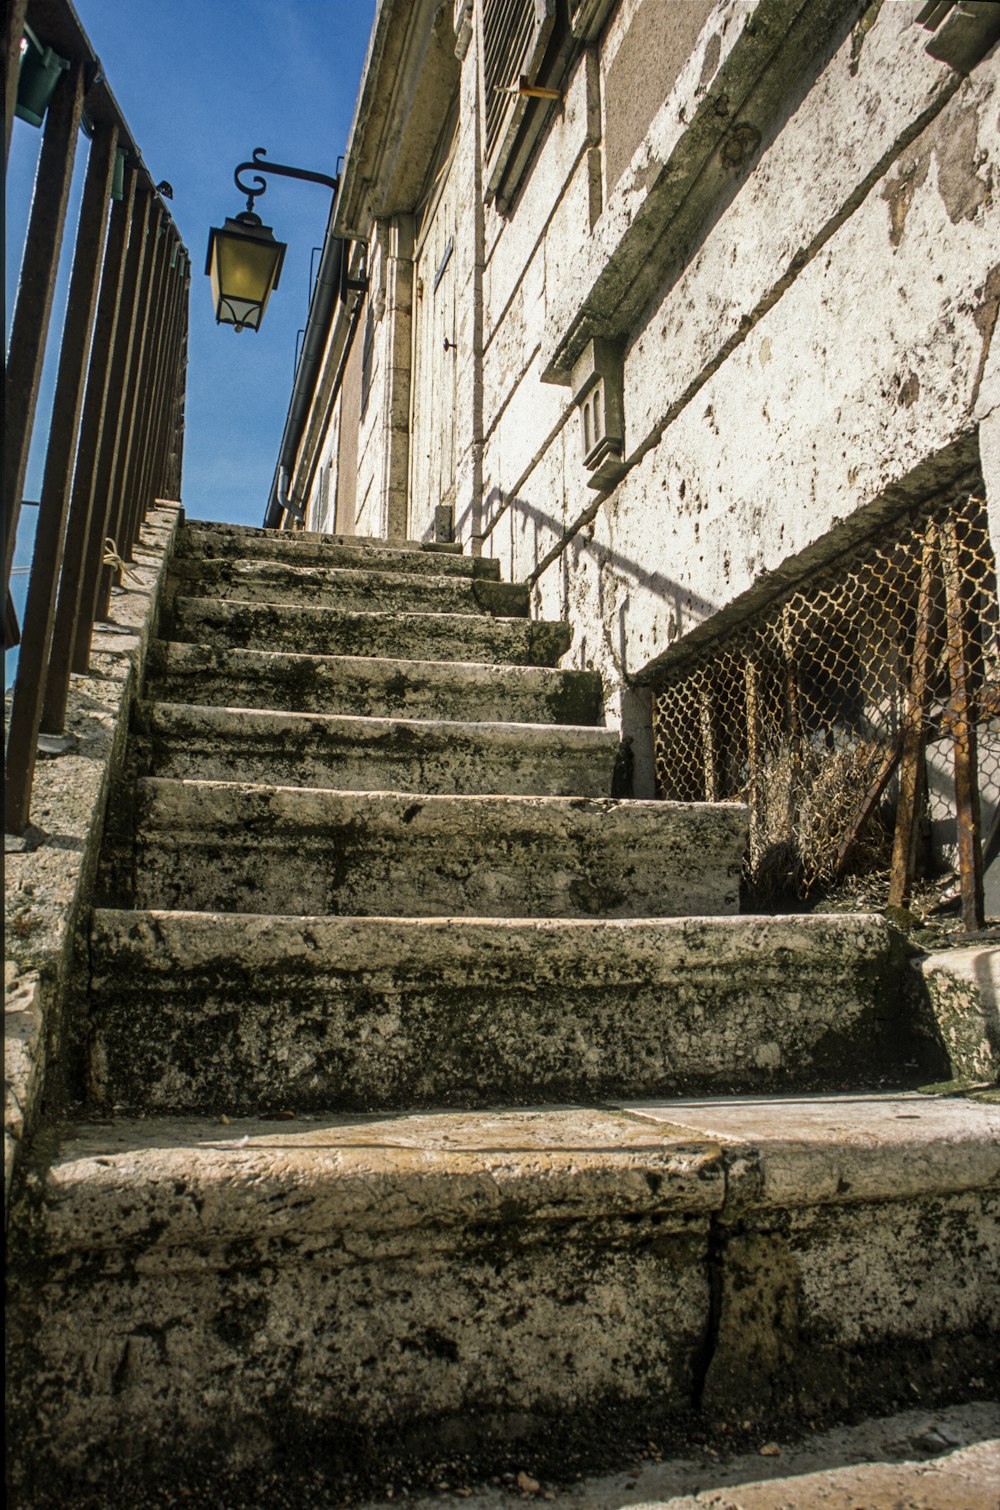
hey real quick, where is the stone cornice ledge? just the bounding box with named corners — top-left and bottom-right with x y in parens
top-left (541, 0), bottom-right (865, 385)
top-left (334, 0), bottom-right (459, 241)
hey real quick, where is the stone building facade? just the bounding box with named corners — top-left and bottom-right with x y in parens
top-left (272, 0), bottom-right (1000, 800)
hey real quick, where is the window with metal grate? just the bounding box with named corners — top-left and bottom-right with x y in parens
top-left (481, 0), bottom-right (557, 199)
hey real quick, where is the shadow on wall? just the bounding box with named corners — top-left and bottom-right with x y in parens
top-left (474, 485), bottom-right (720, 681)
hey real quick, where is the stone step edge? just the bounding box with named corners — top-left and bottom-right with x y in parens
top-left (170, 562), bottom-right (521, 596)
top-left (136, 701), bottom-right (621, 745)
top-left (171, 597), bottom-right (559, 629)
top-left (173, 539), bottom-right (498, 578)
top-left (129, 777), bottom-right (718, 827)
top-left (28, 1095), bottom-right (1000, 1259)
top-left (178, 522), bottom-right (465, 554)
top-left (147, 640), bottom-right (603, 692)
top-left (145, 637), bottom-right (604, 706)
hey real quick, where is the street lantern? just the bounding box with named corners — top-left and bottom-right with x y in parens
top-left (205, 210), bottom-right (286, 333)
top-left (206, 148), bottom-right (345, 335)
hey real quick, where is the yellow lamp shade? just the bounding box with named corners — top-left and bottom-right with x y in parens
top-left (205, 213), bottom-right (286, 331)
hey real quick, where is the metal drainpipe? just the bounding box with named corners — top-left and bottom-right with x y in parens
top-left (263, 213), bottom-right (347, 529)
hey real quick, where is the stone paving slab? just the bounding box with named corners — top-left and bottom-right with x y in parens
top-left (617, 1093), bottom-right (1000, 1207)
top-left (25, 1105), bottom-right (725, 1255)
top-left (145, 642), bottom-right (605, 724)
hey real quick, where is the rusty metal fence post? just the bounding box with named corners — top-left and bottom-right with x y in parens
top-left (4, 0), bottom-right (188, 837)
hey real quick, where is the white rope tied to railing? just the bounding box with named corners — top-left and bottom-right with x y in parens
top-left (102, 538), bottom-right (141, 583)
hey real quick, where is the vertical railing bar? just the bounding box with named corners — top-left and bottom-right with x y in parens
top-left (168, 276), bottom-right (191, 494)
top-left (3, 58), bottom-right (85, 594)
top-left (5, 115), bottom-right (119, 834)
top-left (41, 155), bottom-right (136, 733)
top-left (146, 257), bottom-right (187, 507)
top-left (165, 284), bottom-right (190, 499)
top-left (72, 181), bottom-right (153, 668)
top-left (124, 241), bottom-right (174, 540)
top-left (108, 206), bottom-right (168, 576)
top-left (887, 525), bottom-right (937, 911)
top-left (95, 196), bottom-right (163, 619)
top-left (4, 0), bottom-right (30, 167)
top-left (133, 245), bottom-right (182, 530)
top-left (136, 235), bottom-right (183, 525)
top-left (941, 510), bottom-right (986, 931)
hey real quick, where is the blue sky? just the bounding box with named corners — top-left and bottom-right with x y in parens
top-left (6, 0), bottom-right (376, 540)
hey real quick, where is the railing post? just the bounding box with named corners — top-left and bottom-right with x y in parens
top-left (4, 57), bottom-right (84, 597)
top-left (41, 154), bottom-right (136, 733)
top-left (71, 180), bottom-right (152, 670)
top-left (5, 115), bottom-right (118, 834)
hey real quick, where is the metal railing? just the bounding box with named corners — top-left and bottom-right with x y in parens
top-left (652, 491), bottom-right (997, 932)
top-left (4, 0), bottom-right (190, 836)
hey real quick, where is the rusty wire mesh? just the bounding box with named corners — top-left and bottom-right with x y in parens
top-left (652, 493), bottom-right (1000, 910)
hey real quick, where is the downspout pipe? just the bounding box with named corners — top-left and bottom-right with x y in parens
top-left (263, 199), bottom-right (344, 528)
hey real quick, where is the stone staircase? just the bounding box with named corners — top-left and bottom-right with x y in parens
top-left (7, 520), bottom-right (999, 1503)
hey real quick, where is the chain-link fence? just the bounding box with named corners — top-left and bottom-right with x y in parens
top-left (652, 493), bottom-right (999, 924)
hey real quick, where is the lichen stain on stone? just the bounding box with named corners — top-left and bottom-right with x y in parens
top-left (897, 372), bottom-right (920, 408)
top-left (931, 97), bottom-right (992, 228)
top-left (885, 89), bottom-right (993, 246)
top-left (881, 152), bottom-right (930, 249)
top-left (848, 0), bottom-right (883, 78)
top-left (970, 262), bottom-right (1000, 409)
top-left (697, 33), bottom-right (721, 94)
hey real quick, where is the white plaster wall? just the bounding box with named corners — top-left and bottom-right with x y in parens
top-left (469, 5), bottom-right (997, 736)
top-left (305, 406), bottom-right (341, 534)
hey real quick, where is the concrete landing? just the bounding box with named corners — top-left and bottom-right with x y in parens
top-left (7, 1097), bottom-right (997, 1496)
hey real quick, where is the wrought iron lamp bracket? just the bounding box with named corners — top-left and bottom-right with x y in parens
top-left (234, 148), bottom-right (340, 215)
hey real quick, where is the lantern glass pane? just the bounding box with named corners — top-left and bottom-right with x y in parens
top-left (216, 234), bottom-right (282, 303)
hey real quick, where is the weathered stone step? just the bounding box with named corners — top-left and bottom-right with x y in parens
top-left (176, 519), bottom-right (476, 569)
top-left (145, 642), bottom-right (605, 724)
top-left (168, 559), bottom-right (529, 616)
top-left (9, 1096), bottom-right (997, 1498)
top-left (132, 702), bottom-right (620, 795)
top-left (170, 597), bottom-right (572, 664)
top-left (88, 910), bottom-right (919, 1113)
top-left (107, 780), bottom-right (746, 918)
